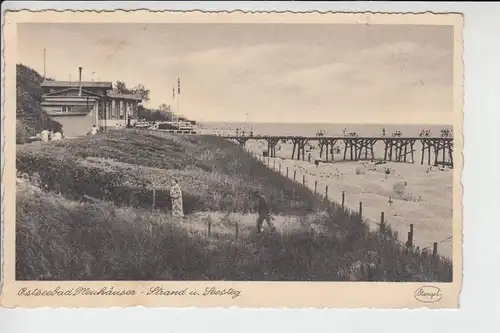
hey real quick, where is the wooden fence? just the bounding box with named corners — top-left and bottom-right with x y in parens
top-left (251, 151), bottom-right (451, 258)
top-left (140, 148), bottom-right (451, 259)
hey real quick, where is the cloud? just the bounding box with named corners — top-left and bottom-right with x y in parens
top-left (17, 23), bottom-right (454, 124)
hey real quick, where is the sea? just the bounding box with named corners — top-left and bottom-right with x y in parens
top-left (201, 122), bottom-right (453, 137)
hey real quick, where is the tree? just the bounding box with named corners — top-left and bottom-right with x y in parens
top-left (133, 84), bottom-right (150, 103)
top-left (158, 103), bottom-right (170, 112)
top-left (113, 81), bottom-right (150, 103)
top-left (158, 103), bottom-right (173, 121)
top-left (137, 103), bottom-right (174, 122)
top-left (114, 81), bottom-right (130, 94)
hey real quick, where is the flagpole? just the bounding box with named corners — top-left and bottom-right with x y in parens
top-left (43, 48), bottom-right (46, 79)
top-left (170, 84), bottom-right (177, 122)
top-left (177, 75), bottom-right (180, 125)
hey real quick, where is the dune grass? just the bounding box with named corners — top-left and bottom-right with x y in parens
top-left (16, 130), bottom-right (453, 281)
top-left (17, 130), bottom-right (322, 215)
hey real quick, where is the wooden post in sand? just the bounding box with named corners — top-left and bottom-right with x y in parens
top-left (279, 164), bottom-right (281, 174)
top-left (235, 222), bottom-right (239, 240)
top-left (303, 174), bottom-right (305, 186)
top-left (325, 185), bottom-right (329, 200)
top-left (152, 188), bottom-right (156, 209)
top-left (380, 212), bottom-right (385, 233)
top-left (294, 170), bottom-right (296, 182)
top-left (408, 224), bottom-right (414, 247)
top-left (341, 191), bottom-right (345, 208)
top-left (314, 180), bottom-right (317, 194)
top-left (286, 167), bottom-right (289, 178)
top-left (433, 242), bottom-right (438, 258)
top-left (359, 201), bottom-right (363, 222)
top-left (208, 219), bottom-right (212, 236)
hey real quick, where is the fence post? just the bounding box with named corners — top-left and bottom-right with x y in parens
top-left (341, 191), bottom-right (345, 208)
top-left (409, 224), bottom-right (414, 247)
top-left (314, 180), bottom-right (317, 194)
top-left (279, 164), bottom-right (281, 174)
top-left (208, 218), bottom-right (212, 236)
top-left (325, 185), bottom-right (329, 200)
top-left (294, 170), bottom-right (296, 182)
top-left (359, 201), bottom-right (363, 221)
top-left (152, 188), bottom-right (156, 209)
top-left (380, 212), bottom-right (385, 233)
top-left (432, 242), bottom-right (438, 258)
top-left (287, 167), bottom-right (289, 178)
top-left (235, 222), bottom-right (239, 240)
top-left (303, 174), bottom-right (305, 186)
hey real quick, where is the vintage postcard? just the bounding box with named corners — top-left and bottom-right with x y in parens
top-left (1, 10), bottom-right (463, 308)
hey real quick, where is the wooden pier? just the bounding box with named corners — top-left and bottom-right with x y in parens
top-left (222, 135), bottom-right (454, 168)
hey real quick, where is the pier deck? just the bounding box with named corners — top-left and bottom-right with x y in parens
top-left (221, 135), bottom-right (454, 168)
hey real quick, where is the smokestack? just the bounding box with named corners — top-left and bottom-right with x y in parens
top-left (78, 67), bottom-right (82, 96)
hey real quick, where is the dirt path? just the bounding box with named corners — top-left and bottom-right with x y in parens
top-left (178, 211), bottom-right (330, 240)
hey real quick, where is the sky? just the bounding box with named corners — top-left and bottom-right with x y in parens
top-left (17, 23), bottom-right (455, 124)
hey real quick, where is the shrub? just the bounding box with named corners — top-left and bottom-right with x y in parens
top-left (16, 121), bottom-right (32, 144)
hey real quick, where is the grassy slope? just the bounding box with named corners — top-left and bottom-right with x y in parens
top-left (16, 64), bottom-right (60, 142)
top-left (17, 130), bottom-right (319, 214)
top-left (16, 130), bottom-right (453, 281)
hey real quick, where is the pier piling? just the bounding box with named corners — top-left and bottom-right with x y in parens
top-left (223, 134), bottom-right (453, 167)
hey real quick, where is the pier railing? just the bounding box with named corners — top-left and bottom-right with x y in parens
top-left (223, 135), bottom-right (454, 168)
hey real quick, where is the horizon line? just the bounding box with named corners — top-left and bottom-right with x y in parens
top-left (198, 121), bottom-right (454, 125)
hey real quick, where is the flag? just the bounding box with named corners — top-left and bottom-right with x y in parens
top-left (172, 86), bottom-right (175, 99)
top-left (178, 76), bottom-right (181, 94)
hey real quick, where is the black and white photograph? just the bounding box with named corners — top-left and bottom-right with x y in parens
top-left (2, 9), bottom-right (464, 309)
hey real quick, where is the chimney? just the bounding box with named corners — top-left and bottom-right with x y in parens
top-left (78, 67), bottom-right (83, 96)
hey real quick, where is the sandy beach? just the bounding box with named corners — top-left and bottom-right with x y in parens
top-left (245, 139), bottom-right (453, 258)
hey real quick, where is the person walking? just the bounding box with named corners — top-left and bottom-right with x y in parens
top-left (169, 178), bottom-right (184, 220)
top-left (254, 191), bottom-right (276, 233)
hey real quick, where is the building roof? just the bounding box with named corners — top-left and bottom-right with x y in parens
top-left (42, 87), bottom-right (107, 98)
top-left (41, 80), bottom-right (113, 89)
top-left (106, 90), bottom-right (143, 101)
